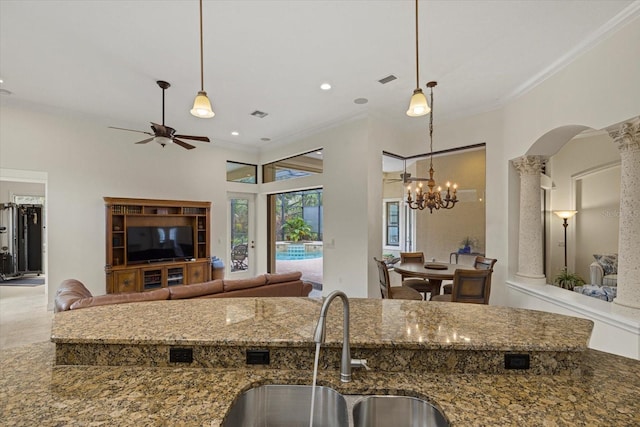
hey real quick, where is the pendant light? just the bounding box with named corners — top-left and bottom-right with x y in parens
top-left (191, 0), bottom-right (215, 118)
top-left (406, 0), bottom-right (430, 117)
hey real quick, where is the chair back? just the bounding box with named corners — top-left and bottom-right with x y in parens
top-left (374, 257), bottom-right (391, 299)
top-left (400, 252), bottom-right (425, 264)
top-left (399, 252), bottom-right (425, 281)
top-left (450, 269), bottom-right (492, 304)
top-left (473, 256), bottom-right (497, 271)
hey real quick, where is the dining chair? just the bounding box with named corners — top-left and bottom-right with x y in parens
top-left (398, 252), bottom-right (438, 300)
top-left (443, 256), bottom-right (497, 294)
top-left (431, 268), bottom-right (493, 304)
top-left (374, 258), bottom-right (423, 300)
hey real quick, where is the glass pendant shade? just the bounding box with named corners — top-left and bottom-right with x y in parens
top-left (406, 88), bottom-right (430, 117)
top-left (190, 91), bottom-right (215, 118)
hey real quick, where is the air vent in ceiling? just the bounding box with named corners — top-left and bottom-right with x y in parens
top-left (378, 75), bottom-right (397, 84)
top-left (251, 110), bottom-right (269, 118)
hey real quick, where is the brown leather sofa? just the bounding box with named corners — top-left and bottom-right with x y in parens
top-left (54, 271), bottom-right (313, 312)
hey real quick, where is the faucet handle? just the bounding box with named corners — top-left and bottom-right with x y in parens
top-left (351, 358), bottom-right (370, 370)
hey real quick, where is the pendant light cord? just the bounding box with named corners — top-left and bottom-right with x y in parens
top-left (429, 84), bottom-right (434, 169)
top-left (414, 0), bottom-right (420, 88)
top-left (198, 0), bottom-right (204, 91)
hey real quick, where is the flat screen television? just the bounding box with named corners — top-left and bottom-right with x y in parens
top-left (127, 226), bottom-right (194, 264)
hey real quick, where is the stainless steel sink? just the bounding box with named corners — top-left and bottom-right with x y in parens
top-left (352, 395), bottom-right (449, 427)
top-left (221, 384), bottom-right (349, 427)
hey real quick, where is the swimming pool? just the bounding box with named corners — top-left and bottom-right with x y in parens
top-left (276, 251), bottom-right (322, 261)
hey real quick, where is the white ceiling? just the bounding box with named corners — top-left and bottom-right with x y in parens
top-left (1, 0), bottom-right (638, 150)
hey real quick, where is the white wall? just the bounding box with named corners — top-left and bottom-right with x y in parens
top-left (0, 101), bottom-right (259, 308)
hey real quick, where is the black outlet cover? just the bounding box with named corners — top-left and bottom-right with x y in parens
top-left (246, 349), bottom-right (270, 365)
top-left (505, 353), bottom-right (530, 370)
top-left (170, 347), bottom-right (193, 364)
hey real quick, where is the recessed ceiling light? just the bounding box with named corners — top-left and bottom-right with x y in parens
top-left (0, 79), bottom-right (3, 84)
top-left (231, 131), bottom-right (239, 136)
top-left (320, 83), bottom-right (332, 91)
top-left (354, 98), bottom-right (368, 104)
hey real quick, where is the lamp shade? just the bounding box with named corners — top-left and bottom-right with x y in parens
top-left (406, 88), bottom-right (430, 117)
top-left (553, 210), bottom-right (578, 219)
top-left (190, 91), bottom-right (215, 118)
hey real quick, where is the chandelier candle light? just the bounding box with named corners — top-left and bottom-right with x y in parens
top-left (406, 82), bottom-right (458, 213)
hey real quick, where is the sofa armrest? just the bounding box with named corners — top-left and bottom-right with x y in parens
top-left (54, 279), bottom-right (93, 312)
top-left (590, 262), bottom-right (604, 286)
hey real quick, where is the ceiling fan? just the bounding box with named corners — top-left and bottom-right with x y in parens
top-left (109, 80), bottom-right (211, 150)
top-left (384, 159), bottom-right (429, 184)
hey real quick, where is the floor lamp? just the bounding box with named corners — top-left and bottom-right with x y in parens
top-left (553, 210), bottom-right (578, 269)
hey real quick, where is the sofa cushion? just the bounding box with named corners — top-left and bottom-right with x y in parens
top-left (69, 288), bottom-right (170, 310)
top-left (169, 280), bottom-right (223, 299)
top-left (593, 254), bottom-right (617, 276)
top-left (265, 271), bottom-right (302, 284)
top-left (223, 275), bottom-right (267, 292)
top-left (603, 274), bottom-right (618, 287)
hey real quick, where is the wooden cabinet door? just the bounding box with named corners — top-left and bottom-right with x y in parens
top-left (187, 262), bottom-right (207, 284)
top-left (114, 269), bottom-right (139, 293)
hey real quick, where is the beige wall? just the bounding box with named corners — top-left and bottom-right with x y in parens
top-left (413, 149), bottom-right (486, 262)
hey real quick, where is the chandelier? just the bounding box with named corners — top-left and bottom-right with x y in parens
top-left (406, 81), bottom-right (458, 213)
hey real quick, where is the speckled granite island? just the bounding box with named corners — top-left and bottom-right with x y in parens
top-left (2, 297), bottom-right (640, 426)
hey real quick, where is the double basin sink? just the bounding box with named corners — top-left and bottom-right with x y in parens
top-left (222, 384), bottom-right (449, 427)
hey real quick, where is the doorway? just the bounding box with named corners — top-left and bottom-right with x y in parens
top-left (228, 193), bottom-right (256, 278)
top-left (267, 189), bottom-right (323, 288)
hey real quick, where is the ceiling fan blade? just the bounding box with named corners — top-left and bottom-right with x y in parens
top-left (134, 137), bottom-right (155, 145)
top-left (173, 138), bottom-right (196, 150)
top-left (150, 122), bottom-right (167, 133)
top-left (109, 126), bottom-right (153, 136)
top-left (174, 134), bottom-right (210, 142)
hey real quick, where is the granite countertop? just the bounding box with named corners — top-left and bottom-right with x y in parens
top-left (2, 342), bottom-right (640, 426)
top-left (51, 297), bottom-right (594, 352)
top-left (2, 297), bottom-right (638, 426)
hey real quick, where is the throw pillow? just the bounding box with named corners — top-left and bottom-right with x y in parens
top-left (593, 254), bottom-right (618, 276)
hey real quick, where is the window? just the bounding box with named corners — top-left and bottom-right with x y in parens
top-left (385, 201), bottom-right (400, 247)
top-left (226, 161), bottom-right (257, 183)
top-left (263, 149), bottom-right (323, 183)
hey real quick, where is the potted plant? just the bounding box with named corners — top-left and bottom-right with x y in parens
top-left (553, 268), bottom-right (586, 291)
top-left (459, 236), bottom-right (476, 254)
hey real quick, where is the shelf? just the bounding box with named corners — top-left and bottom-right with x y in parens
top-left (105, 197), bottom-right (211, 293)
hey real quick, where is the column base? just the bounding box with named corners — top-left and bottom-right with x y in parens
top-left (613, 298), bottom-right (640, 312)
top-left (514, 272), bottom-right (547, 286)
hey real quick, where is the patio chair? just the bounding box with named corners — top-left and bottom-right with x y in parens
top-left (231, 244), bottom-right (248, 270)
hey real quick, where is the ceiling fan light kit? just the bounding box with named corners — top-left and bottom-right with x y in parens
top-left (191, 0), bottom-right (215, 119)
top-left (109, 80), bottom-right (211, 150)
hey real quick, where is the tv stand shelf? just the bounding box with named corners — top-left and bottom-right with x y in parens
top-left (104, 197), bottom-right (211, 294)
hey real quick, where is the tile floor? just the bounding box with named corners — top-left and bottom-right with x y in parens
top-left (0, 283), bottom-right (53, 349)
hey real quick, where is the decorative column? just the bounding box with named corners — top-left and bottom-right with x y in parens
top-left (608, 118), bottom-right (640, 310)
top-left (513, 156), bottom-right (547, 285)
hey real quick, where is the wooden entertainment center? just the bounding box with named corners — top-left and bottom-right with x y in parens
top-left (104, 197), bottom-right (211, 294)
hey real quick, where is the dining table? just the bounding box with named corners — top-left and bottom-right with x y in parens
top-left (392, 261), bottom-right (470, 298)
